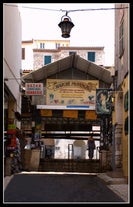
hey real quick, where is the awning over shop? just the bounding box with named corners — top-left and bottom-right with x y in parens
top-left (23, 54), bottom-right (113, 85)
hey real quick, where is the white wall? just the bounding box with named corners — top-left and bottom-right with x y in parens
top-left (3, 3), bottom-right (22, 114)
top-left (22, 43), bottom-right (34, 70)
top-left (54, 139), bottom-right (100, 159)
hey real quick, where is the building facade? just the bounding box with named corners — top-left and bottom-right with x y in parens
top-left (22, 39), bottom-right (70, 71)
top-left (22, 54), bottom-right (113, 164)
top-left (22, 39), bottom-right (105, 72)
top-left (112, 3), bottom-right (129, 180)
top-left (3, 3), bottom-right (22, 131)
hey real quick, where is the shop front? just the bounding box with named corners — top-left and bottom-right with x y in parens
top-left (21, 54), bottom-right (113, 172)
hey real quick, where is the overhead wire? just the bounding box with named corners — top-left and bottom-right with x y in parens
top-left (3, 3), bottom-right (129, 14)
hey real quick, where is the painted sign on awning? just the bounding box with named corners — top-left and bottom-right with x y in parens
top-left (46, 79), bottom-right (99, 108)
top-left (25, 83), bottom-right (43, 95)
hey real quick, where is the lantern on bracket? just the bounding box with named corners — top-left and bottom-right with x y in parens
top-left (58, 12), bottom-right (74, 38)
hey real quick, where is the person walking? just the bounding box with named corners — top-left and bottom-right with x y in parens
top-left (87, 135), bottom-right (95, 160)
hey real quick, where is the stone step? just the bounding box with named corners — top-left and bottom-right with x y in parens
top-left (38, 159), bottom-right (102, 173)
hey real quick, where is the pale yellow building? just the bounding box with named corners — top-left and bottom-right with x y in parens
top-left (113, 3), bottom-right (129, 181)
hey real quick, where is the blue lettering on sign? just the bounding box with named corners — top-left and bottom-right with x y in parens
top-left (67, 105), bottom-right (90, 108)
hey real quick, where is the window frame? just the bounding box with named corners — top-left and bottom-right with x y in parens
top-left (87, 52), bottom-right (95, 62)
top-left (22, 48), bottom-right (25, 60)
top-left (40, 43), bottom-right (45, 49)
top-left (44, 55), bottom-right (52, 65)
top-left (69, 51), bottom-right (77, 56)
top-left (119, 18), bottom-right (124, 58)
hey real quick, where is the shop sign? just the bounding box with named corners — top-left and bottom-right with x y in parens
top-left (25, 83), bottom-right (43, 95)
top-left (96, 89), bottom-right (112, 115)
top-left (46, 79), bottom-right (99, 108)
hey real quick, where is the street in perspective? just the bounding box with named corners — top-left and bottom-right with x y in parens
top-left (4, 171), bottom-right (129, 203)
top-left (3, 3), bottom-right (130, 205)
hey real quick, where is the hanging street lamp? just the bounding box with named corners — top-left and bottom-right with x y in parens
top-left (58, 12), bottom-right (74, 38)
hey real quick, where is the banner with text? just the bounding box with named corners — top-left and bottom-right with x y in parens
top-left (25, 83), bottom-right (43, 95)
top-left (46, 79), bottom-right (99, 109)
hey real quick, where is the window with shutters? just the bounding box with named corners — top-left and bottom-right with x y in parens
top-left (40, 43), bottom-right (45, 49)
top-left (69, 51), bottom-right (76, 55)
top-left (119, 19), bottom-right (124, 57)
top-left (87, 52), bottom-right (95, 62)
top-left (22, 48), bottom-right (25, 60)
top-left (55, 43), bottom-right (60, 48)
top-left (44, 55), bottom-right (51, 65)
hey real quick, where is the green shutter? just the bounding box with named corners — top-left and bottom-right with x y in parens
top-left (44, 56), bottom-right (51, 65)
top-left (124, 91), bottom-right (128, 111)
top-left (88, 52), bottom-right (95, 62)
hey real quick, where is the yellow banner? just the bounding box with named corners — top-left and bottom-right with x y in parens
top-left (40, 109), bottom-right (52, 116)
top-left (46, 79), bottom-right (99, 106)
top-left (63, 110), bottom-right (78, 118)
top-left (85, 110), bottom-right (97, 120)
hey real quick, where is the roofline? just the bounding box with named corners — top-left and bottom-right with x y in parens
top-left (22, 40), bottom-right (34, 44)
top-left (59, 46), bottom-right (104, 50)
top-left (22, 39), bottom-right (70, 44)
top-left (22, 54), bottom-right (112, 85)
top-left (33, 46), bottom-right (104, 53)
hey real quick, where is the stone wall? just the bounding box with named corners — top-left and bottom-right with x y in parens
top-left (33, 49), bottom-right (104, 70)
